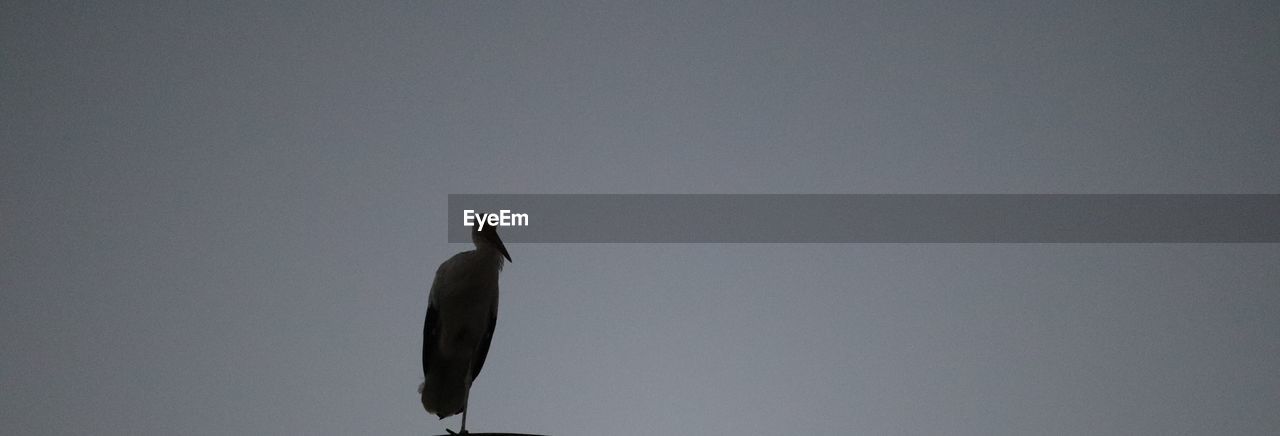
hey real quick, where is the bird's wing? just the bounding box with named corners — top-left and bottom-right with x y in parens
top-left (422, 300), bottom-right (439, 379)
top-left (469, 306), bottom-right (498, 380)
top-left (422, 259), bottom-right (455, 379)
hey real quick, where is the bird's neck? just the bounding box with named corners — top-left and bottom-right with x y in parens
top-left (473, 244), bottom-right (506, 270)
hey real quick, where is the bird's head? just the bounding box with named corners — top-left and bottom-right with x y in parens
top-left (471, 223), bottom-right (512, 262)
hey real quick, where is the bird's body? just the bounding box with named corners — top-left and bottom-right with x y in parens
top-left (421, 225), bottom-right (510, 433)
top-left (421, 250), bottom-right (501, 417)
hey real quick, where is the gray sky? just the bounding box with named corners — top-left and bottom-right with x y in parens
top-left (3, 1), bottom-right (1278, 435)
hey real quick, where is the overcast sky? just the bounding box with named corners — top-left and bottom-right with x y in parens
top-left (3, 2), bottom-right (1278, 435)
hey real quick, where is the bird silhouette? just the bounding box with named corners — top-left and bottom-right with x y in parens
top-left (420, 223), bottom-right (510, 434)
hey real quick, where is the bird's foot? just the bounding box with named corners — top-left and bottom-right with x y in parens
top-left (445, 428), bottom-right (467, 435)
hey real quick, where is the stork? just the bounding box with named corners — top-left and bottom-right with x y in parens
top-left (420, 223), bottom-right (511, 434)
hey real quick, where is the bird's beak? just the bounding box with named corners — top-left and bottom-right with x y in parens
top-left (497, 241), bottom-right (512, 262)
top-left (492, 234), bottom-right (512, 263)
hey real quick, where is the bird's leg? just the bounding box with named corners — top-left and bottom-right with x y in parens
top-left (460, 385), bottom-right (470, 434)
top-left (443, 409), bottom-right (468, 435)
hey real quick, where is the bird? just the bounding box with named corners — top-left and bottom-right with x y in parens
top-left (419, 223), bottom-right (511, 434)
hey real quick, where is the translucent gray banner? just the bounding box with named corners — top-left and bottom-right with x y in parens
top-left (447, 194), bottom-right (1280, 243)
